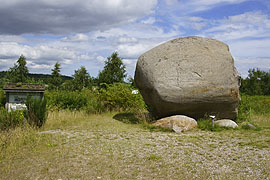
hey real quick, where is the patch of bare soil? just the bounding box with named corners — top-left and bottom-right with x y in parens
top-left (1, 115), bottom-right (269, 180)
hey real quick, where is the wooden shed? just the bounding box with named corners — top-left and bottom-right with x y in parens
top-left (3, 83), bottom-right (45, 111)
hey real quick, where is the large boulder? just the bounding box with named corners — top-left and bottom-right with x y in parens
top-left (134, 36), bottom-right (241, 119)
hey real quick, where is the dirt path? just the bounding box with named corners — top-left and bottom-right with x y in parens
top-left (1, 113), bottom-right (270, 180)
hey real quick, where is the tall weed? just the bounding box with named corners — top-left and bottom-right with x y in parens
top-left (0, 108), bottom-right (24, 130)
top-left (237, 94), bottom-right (270, 122)
top-left (0, 90), bottom-right (6, 107)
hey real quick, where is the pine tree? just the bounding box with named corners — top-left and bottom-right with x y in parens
top-left (73, 66), bottom-right (93, 91)
top-left (6, 55), bottom-right (29, 83)
top-left (97, 52), bottom-right (126, 86)
top-left (49, 62), bottom-right (62, 90)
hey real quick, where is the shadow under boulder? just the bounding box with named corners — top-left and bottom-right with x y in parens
top-left (113, 113), bottom-right (140, 124)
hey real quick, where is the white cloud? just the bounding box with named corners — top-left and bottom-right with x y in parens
top-left (235, 57), bottom-right (270, 78)
top-left (0, 35), bottom-right (26, 43)
top-left (141, 17), bottom-right (156, 24)
top-left (229, 39), bottom-right (270, 58)
top-left (117, 43), bottom-right (156, 59)
top-left (61, 34), bottom-right (90, 42)
top-left (0, 42), bottom-right (93, 73)
top-left (0, 0), bottom-right (157, 35)
top-left (118, 37), bottom-right (138, 43)
top-left (205, 11), bottom-right (270, 41)
top-left (97, 56), bottom-right (106, 63)
top-left (122, 58), bottom-right (138, 77)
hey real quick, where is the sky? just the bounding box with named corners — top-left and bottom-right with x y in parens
top-left (0, 0), bottom-right (269, 78)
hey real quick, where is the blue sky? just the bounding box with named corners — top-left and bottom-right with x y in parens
top-left (0, 0), bottom-right (269, 78)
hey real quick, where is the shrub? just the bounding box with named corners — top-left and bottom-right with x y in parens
top-left (98, 83), bottom-right (146, 112)
top-left (0, 108), bottom-right (24, 130)
top-left (46, 90), bottom-right (88, 110)
top-left (84, 94), bottom-right (105, 114)
top-left (25, 96), bottom-right (48, 128)
top-left (45, 83), bottom-right (146, 114)
top-left (0, 90), bottom-right (6, 107)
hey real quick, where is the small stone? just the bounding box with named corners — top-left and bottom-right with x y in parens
top-left (242, 123), bottom-right (256, 129)
top-left (215, 119), bottom-right (238, 128)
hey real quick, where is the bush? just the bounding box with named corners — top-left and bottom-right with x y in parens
top-left (0, 90), bottom-right (6, 107)
top-left (98, 83), bottom-right (146, 112)
top-left (0, 108), bottom-right (24, 130)
top-left (25, 97), bottom-right (47, 128)
top-left (237, 94), bottom-right (270, 122)
top-left (46, 90), bottom-right (88, 110)
top-left (45, 83), bottom-right (146, 114)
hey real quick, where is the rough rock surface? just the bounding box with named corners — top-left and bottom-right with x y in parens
top-left (153, 115), bottom-right (197, 133)
top-left (215, 119), bottom-right (238, 128)
top-left (134, 36), bottom-right (241, 119)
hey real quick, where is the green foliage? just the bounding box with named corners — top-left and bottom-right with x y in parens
top-left (1, 71), bottom-right (73, 86)
top-left (72, 66), bottom-right (93, 91)
top-left (6, 55), bottom-right (29, 83)
top-left (97, 52), bottom-right (127, 86)
top-left (127, 76), bottom-right (136, 88)
top-left (0, 90), bottom-right (6, 107)
top-left (49, 62), bottom-right (63, 90)
top-left (46, 90), bottom-right (88, 110)
top-left (99, 83), bottom-right (146, 111)
top-left (46, 89), bottom-right (104, 113)
top-left (83, 90), bottom-right (105, 114)
top-left (237, 94), bottom-right (252, 122)
top-left (25, 97), bottom-right (48, 128)
top-left (0, 108), bottom-right (24, 130)
top-left (197, 119), bottom-right (232, 131)
top-left (237, 94), bottom-right (270, 125)
top-left (241, 68), bottom-right (270, 95)
top-left (46, 83), bottom-right (146, 113)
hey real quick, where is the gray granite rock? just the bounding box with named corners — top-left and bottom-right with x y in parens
top-left (135, 36), bottom-right (241, 119)
top-left (215, 119), bottom-right (238, 128)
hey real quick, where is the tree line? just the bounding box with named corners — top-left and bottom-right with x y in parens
top-left (1, 54), bottom-right (270, 95)
top-left (240, 68), bottom-right (270, 96)
top-left (1, 52), bottom-right (131, 91)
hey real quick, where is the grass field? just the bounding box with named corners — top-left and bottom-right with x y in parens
top-left (0, 110), bottom-right (270, 180)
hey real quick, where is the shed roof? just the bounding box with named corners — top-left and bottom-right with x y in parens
top-left (3, 83), bottom-right (45, 93)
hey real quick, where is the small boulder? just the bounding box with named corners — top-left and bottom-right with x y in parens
top-left (215, 119), bottom-right (238, 128)
top-left (242, 123), bottom-right (256, 130)
top-left (153, 115), bottom-right (197, 133)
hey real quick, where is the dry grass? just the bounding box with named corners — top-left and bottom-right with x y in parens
top-left (0, 111), bottom-right (270, 180)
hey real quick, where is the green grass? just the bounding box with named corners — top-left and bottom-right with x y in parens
top-left (0, 95), bottom-right (270, 179)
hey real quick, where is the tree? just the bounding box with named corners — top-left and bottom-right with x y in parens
top-left (6, 55), bottom-right (29, 83)
top-left (49, 62), bottom-right (62, 90)
top-left (72, 66), bottom-right (93, 91)
top-left (97, 52), bottom-right (127, 86)
top-left (240, 68), bottom-right (270, 95)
